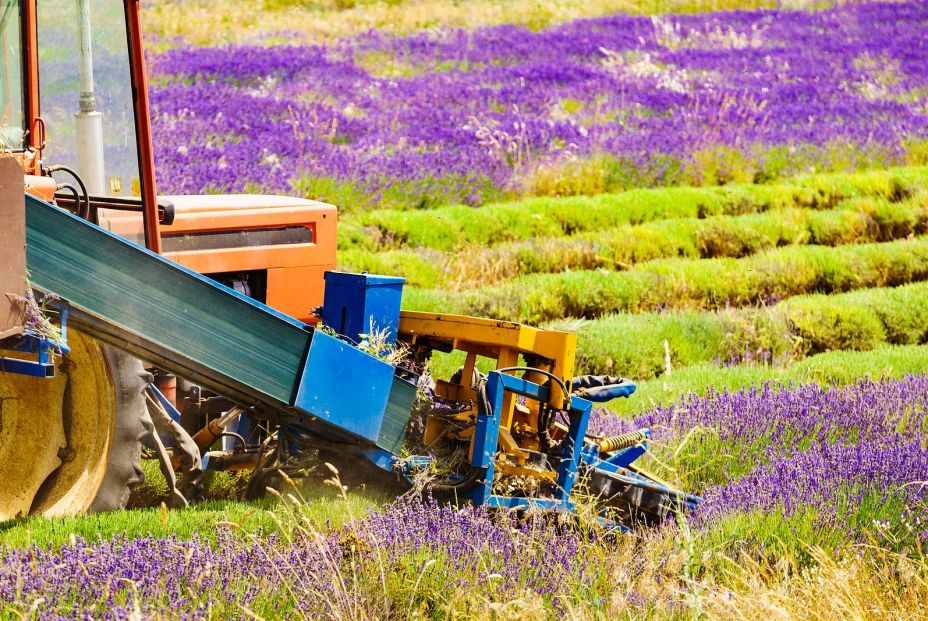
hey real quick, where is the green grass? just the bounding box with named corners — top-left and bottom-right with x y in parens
top-left (402, 235), bottom-right (928, 323)
top-left (569, 281), bottom-right (928, 378)
top-left (341, 166), bottom-right (928, 252)
top-left (0, 485), bottom-right (387, 550)
top-left (695, 498), bottom-right (913, 561)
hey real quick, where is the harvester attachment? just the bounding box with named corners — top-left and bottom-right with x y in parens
top-left (5, 189), bottom-right (700, 528)
top-left (396, 312), bottom-right (702, 531)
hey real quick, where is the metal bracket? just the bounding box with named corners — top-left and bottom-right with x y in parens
top-left (465, 370), bottom-right (592, 510)
top-left (0, 304), bottom-right (70, 378)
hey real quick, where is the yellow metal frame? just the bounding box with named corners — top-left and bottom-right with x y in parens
top-left (399, 311), bottom-right (577, 467)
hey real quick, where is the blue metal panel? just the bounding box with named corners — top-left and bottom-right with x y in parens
top-left (321, 272), bottom-right (405, 345)
top-left (555, 396), bottom-right (591, 500)
top-left (293, 330), bottom-right (394, 443)
top-left (361, 447), bottom-right (399, 472)
top-left (498, 373), bottom-right (550, 403)
top-left (149, 384), bottom-right (182, 423)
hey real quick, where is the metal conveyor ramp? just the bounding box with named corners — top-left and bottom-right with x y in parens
top-left (23, 195), bottom-right (413, 452)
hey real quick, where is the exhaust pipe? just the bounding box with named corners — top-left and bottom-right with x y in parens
top-left (75, 0), bottom-right (105, 195)
top-left (0, 156), bottom-right (26, 340)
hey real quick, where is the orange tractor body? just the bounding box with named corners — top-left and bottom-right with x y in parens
top-left (100, 196), bottom-right (336, 322)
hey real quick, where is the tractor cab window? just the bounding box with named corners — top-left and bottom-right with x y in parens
top-left (37, 0), bottom-right (144, 242)
top-left (0, 0), bottom-right (24, 150)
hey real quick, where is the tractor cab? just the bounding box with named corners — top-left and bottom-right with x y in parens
top-left (2, 0), bottom-right (335, 322)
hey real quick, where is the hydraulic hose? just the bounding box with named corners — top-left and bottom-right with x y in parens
top-left (46, 165), bottom-right (91, 223)
top-left (55, 183), bottom-right (84, 218)
top-left (218, 431), bottom-right (247, 448)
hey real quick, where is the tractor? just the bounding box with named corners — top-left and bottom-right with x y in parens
top-left (0, 0), bottom-right (699, 528)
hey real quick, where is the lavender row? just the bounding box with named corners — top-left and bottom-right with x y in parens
top-left (7, 374), bottom-right (928, 615)
top-left (699, 438), bottom-right (928, 536)
top-left (589, 374), bottom-right (928, 530)
top-left (589, 374), bottom-right (928, 451)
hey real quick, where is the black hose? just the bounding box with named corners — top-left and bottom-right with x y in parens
top-left (493, 365), bottom-right (574, 454)
top-left (426, 381), bottom-right (491, 493)
top-left (538, 403), bottom-right (553, 453)
top-left (55, 183), bottom-right (83, 218)
top-left (46, 165), bottom-right (91, 223)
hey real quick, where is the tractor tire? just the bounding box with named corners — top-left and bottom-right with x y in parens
top-left (88, 348), bottom-right (150, 512)
top-left (1, 329), bottom-right (149, 519)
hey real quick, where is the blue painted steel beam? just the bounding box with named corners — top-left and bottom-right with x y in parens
top-left (497, 373), bottom-right (550, 403)
top-left (555, 395), bottom-right (591, 500)
top-left (149, 383), bottom-right (182, 423)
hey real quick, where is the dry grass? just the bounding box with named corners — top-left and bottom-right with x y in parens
top-left (587, 531), bottom-right (928, 621)
top-left (142, 0), bottom-right (789, 47)
top-left (697, 546), bottom-right (928, 620)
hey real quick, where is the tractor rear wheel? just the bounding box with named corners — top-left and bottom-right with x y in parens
top-left (0, 329), bottom-right (147, 520)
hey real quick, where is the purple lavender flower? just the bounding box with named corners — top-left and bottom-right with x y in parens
top-left (591, 374), bottom-right (928, 536)
top-left (148, 2), bottom-right (928, 207)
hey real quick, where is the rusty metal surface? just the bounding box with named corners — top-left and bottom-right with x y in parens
top-left (0, 157), bottom-right (26, 340)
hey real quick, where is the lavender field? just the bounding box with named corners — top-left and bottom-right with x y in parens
top-left (149, 1), bottom-right (928, 208)
top-left (6, 377), bottom-right (928, 618)
top-left (5, 0), bottom-right (928, 618)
